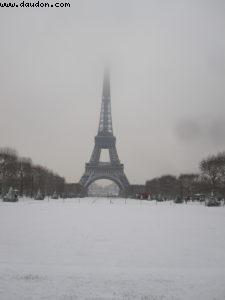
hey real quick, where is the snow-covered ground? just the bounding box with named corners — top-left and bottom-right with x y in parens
top-left (0, 198), bottom-right (225, 300)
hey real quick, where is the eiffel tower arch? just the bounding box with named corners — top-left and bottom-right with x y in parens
top-left (79, 69), bottom-right (130, 197)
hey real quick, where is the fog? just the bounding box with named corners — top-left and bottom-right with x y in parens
top-left (0, 0), bottom-right (225, 184)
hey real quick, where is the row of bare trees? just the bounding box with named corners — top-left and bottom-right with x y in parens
top-left (145, 174), bottom-right (199, 199)
top-left (0, 147), bottom-right (65, 197)
top-left (146, 151), bottom-right (225, 199)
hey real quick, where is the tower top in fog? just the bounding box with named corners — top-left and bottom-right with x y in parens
top-left (98, 68), bottom-right (113, 135)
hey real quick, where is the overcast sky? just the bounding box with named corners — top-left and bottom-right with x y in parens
top-left (0, 0), bottom-right (225, 184)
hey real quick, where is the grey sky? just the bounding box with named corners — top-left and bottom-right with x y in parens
top-left (0, 0), bottom-right (225, 184)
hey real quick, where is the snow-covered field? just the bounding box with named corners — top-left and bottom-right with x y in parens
top-left (0, 198), bottom-right (225, 300)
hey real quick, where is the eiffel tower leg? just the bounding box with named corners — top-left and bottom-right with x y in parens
top-left (109, 147), bottom-right (120, 164)
top-left (90, 145), bottom-right (101, 163)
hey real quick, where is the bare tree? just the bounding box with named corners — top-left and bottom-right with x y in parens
top-left (18, 157), bottom-right (32, 196)
top-left (178, 173), bottom-right (198, 198)
top-left (200, 152), bottom-right (225, 196)
top-left (0, 148), bottom-right (18, 195)
top-left (145, 177), bottom-right (160, 197)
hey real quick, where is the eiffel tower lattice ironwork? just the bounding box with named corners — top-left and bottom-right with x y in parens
top-left (79, 69), bottom-right (130, 196)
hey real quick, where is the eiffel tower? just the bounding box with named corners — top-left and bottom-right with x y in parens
top-left (79, 69), bottom-right (130, 196)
